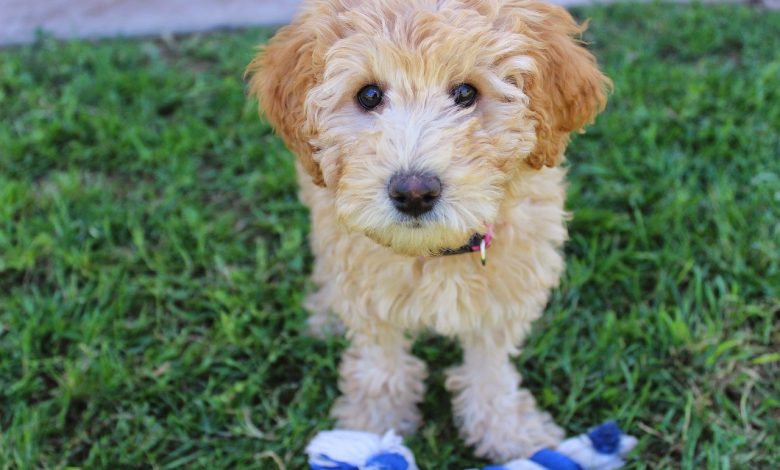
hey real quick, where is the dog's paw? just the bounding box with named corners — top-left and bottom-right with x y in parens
top-left (472, 408), bottom-right (564, 461)
top-left (304, 286), bottom-right (345, 338)
top-left (454, 388), bottom-right (564, 461)
top-left (305, 310), bottom-right (345, 338)
top-left (331, 345), bottom-right (427, 436)
top-left (331, 393), bottom-right (421, 436)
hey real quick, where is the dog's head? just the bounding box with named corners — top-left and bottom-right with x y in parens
top-left (247, 0), bottom-right (610, 256)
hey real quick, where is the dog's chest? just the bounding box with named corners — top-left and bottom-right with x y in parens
top-left (321, 227), bottom-right (566, 338)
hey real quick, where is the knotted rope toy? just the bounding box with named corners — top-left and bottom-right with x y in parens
top-left (307, 429), bottom-right (418, 470)
top-left (305, 422), bottom-right (636, 470)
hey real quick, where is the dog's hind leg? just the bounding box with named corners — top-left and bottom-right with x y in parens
top-left (304, 283), bottom-right (345, 338)
top-left (330, 324), bottom-right (426, 436)
top-left (446, 330), bottom-right (564, 461)
top-left (303, 255), bottom-right (345, 337)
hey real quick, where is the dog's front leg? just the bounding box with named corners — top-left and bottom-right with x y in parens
top-left (330, 325), bottom-right (427, 435)
top-left (446, 331), bottom-right (564, 461)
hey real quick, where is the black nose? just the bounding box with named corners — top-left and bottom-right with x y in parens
top-left (388, 172), bottom-right (442, 217)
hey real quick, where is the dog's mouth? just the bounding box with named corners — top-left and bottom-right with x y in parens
top-left (433, 225), bottom-right (494, 266)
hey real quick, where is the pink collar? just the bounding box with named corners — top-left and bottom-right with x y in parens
top-left (435, 224), bottom-right (494, 266)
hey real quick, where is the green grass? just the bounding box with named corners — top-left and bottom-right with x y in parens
top-left (1, 3), bottom-right (778, 468)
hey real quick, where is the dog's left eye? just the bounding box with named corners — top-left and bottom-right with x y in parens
top-left (357, 85), bottom-right (384, 110)
top-left (451, 84), bottom-right (478, 107)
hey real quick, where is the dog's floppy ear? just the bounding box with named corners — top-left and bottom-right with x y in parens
top-left (246, 19), bottom-right (325, 186)
top-left (502, 1), bottom-right (611, 169)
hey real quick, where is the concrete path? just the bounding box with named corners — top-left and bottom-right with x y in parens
top-left (1, 0), bottom-right (776, 46)
top-left (0, 0), bottom-right (610, 46)
top-left (1, 0), bottom-right (301, 45)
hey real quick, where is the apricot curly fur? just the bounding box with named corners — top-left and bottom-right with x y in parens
top-left (247, 0), bottom-right (610, 461)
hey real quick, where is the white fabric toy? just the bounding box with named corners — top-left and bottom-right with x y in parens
top-left (305, 422), bottom-right (637, 470)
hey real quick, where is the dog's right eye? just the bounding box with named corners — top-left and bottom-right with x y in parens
top-left (452, 83), bottom-right (478, 107)
top-left (357, 85), bottom-right (383, 110)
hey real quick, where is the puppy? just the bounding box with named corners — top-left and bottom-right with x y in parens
top-left (247, 0), bottom-right (609, 460)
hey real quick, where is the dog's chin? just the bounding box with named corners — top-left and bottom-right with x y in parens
top-left (360, 223), bottom-right (475, 258)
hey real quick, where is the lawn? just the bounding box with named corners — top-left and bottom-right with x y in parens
top-left (0, 2), bottom-right (778, 469)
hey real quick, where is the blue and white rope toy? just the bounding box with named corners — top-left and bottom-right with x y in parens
top-left (307, 429), bottom-right (418, 470)
top-left (305, 422), bottom-right (637, 470)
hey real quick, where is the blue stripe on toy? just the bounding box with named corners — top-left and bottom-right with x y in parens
top-left (588, 422), bottom-right (622, 454)
top-left (364, 452), bottom-right (410, 470)
top-left (529, 449), bottom-right (583, 470)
